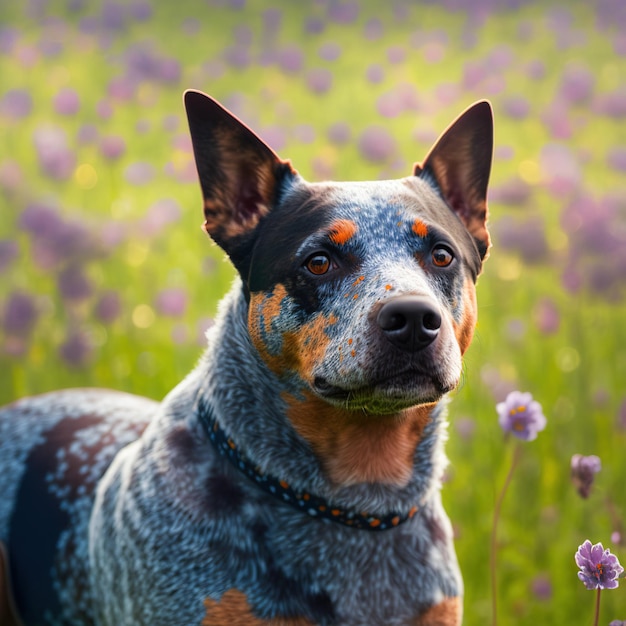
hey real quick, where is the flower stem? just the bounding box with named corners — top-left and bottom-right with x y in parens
top-left (490, 441), bottom-right (522, 626)
top-left (593, 588), bottom-right (601, 626)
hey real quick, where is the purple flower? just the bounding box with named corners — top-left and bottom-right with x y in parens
top-left (571, 454), bottom-right (601, 499)
top-left (124, 162), bottom-right (155, 185)
top-left (530, 573), bottom-right (552, 601)
top-left (277, 44), bottom-right (304, 73)
top-left (306, 68), bottom-right (333, 94)
top-left (0, 88), bottom-right (33, 119)
top-left (155, 288), bottom-right (187, 317)
top-left (57, 265), bottom-right (93, 302)
top-left (318, 42), bottom-right (341, 62)
top-left (575, 540), bottom-right (623, 590)
top-left (100, 135), bottom-right (126, 160)
top-left (358, 125), bottom-right (396, 163)
top-left (0, 240), bottom-right (18, 273)
top-left (59, 330), bottom-right (92, 367)
top-left (33, 126), bottom-right (76, 181)
top-left (607, 147), bottom-right (626, 173)
top-left (609, 621), bottom-right (626, 626)
top-left (533, 297), bottom-right (560, 335)
top-left (366, 64), bottom-right (384, 84)
top-left (2, 291), bottom-right (38, 336)
top-left (496, 391), bottom-right (546, 441)
top-left (94, 291), bottom-right (121, 324)
top-left (138, 198), bottom-right (181, 237)
top-left (327, 121), bottom-right (351, 145)
top-left (53, 87), bottom-right (81, 116)
top-left (328, 1), bottom-right (359, 24)
top-left (501, 95), bottom-right (530, 120)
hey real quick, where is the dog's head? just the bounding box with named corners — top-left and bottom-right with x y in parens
top-left (185, 91), bottom-right (492, 417)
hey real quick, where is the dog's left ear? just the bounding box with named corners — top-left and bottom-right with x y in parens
top-left (414, 101), bottom-right (493, 260)
top-left (184, 90), bottom-right (298, 272)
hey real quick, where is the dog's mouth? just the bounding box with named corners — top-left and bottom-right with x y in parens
top-left (312, 370), bottom-right (455, 413)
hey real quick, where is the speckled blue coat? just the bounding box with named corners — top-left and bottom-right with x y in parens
top-left (0, 91), bottom-right (493, 625)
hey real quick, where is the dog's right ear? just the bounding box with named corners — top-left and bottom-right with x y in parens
top-left (184, 90), bottom-right (298, 271)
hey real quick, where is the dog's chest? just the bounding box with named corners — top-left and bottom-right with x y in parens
top-left (90, 418), bottom-right (460, 625)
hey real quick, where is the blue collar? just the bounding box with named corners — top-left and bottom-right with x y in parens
top-left (196, 398), bottom-right (419, 531)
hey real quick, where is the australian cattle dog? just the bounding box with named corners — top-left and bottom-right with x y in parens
top-left (0, 91), bottom-right (493, 625)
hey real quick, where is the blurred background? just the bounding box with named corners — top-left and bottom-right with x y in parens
top-left (1, 0), bottom-right (625, 622)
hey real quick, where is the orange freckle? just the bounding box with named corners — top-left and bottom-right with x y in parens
top-left (227, 439), bottom-right (236, 450)
top-left (351, 350), bottom-right (356, 357)
top-left (303, 493), bottom-right (310, 501)
top-left (279, 480), bottom-right (289, 489)
top-left (348, 338), bottom-right (353, 345)
top-left (385, 284), bottom-right (392, 290)
top-left (353, 294), bottom-right (359, 300)
top-left (412, 219), bottom-right (429, 237)
top-left (391, 516), bottom-right (400, 526)
top-left (328, 219), bottom-right (358, 246)
top-left (319, 505), bottom-right (327, 512)
top-left (369, 518), bottom-right (381, 527)
top-left (352, 275), bottom-right (365, 286)
top-left (408, 505), bottom-right (418, 518)
top-left (331, 509), bottom-right (341, 516)
top-left (397, 221), bottom-right (403, 227)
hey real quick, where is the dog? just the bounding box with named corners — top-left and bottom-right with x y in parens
top-left (0, 91), bottom-right (493, 625)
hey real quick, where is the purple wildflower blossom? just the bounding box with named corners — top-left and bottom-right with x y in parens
top-left (100, 135), bottom-right (126, 160)
top-left (366, 64), bottom-right (384, 84)
top-left (609, 621), bottom-right (626, 625)
top-left (358, 126), bottom-right (396, 163)
top-left (575, 540), bottom-right (623, 590)
top-left (94, 291), bottom-right (121, 324)
top-left (327, 121), bottom-right (351, 145)
top-left (155, 288), bottom-right (187, 317)
top-left (571, 454), bottom-right (601, 498)
top-left (306, 68), bottom-right (333, 94)
top-left (0, 88), bottom-right (33, 119)
top-left (2, 291), bottom-right (38, 337)
top-left (53, 87), bottom-right (81, 116)
top-left (0, 240), bottom-right (18, 273)
top-left (33, 126), bottom-right (76, 181)
top-left (496, 390), bottom-right (546, 441)
top-left (59, 330), bottom-right (93, 367)
top-left (530, 573), bottom-right (552, 601)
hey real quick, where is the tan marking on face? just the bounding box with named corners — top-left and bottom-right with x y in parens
top-left (249, 287), bottom-right (336, 381)
top-left (413, 596), bottom-right (462, 626)
top-left (284, 393), bottom-right (435, 487)
top-left (202, 590), bottom-right (315, 625)
top-left (328, 218), bottom-right (358, 246)
top-left (453, 281), bottom-right (478, 356)
top-left (278, 313), bottom-right (336, 381)
top-left (412, 218), bottom-right (429, 238)
top-left (248, 284), bottom-right (289, 370)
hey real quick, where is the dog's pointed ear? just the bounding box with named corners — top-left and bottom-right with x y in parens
top-left (184, 90), bottom-right (298, 271)
top-left (414, 100), bottom-right (493, 260)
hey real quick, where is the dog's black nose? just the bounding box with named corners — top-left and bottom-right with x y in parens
top-left (377, 296), bottom-right (442, 352)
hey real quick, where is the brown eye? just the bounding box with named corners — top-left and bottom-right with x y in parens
top-left (432, 246), bottom-right (454, 268)
top-left (306, 253), bottom-right (331, 275)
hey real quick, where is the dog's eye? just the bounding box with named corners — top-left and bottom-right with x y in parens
top-left (431, 246), bottom-right (454, 268)
top-left (305, 253), bottom-right (331, 275)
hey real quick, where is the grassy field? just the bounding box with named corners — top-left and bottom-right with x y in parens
top-left (1, 0), bottom-right (625, 622)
